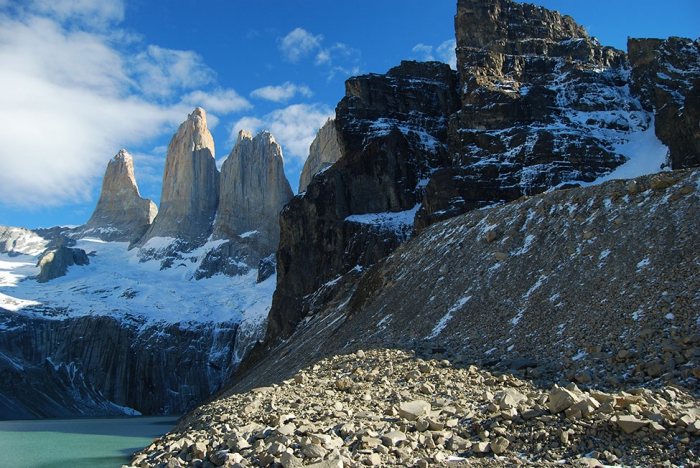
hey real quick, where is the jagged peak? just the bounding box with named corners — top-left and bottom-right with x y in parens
top-left (114, 148), bottom-right (132, 162)
top-left (456, 0), bottom-right (590, 50)
top-left (234, 129), bottom-right (278, 149)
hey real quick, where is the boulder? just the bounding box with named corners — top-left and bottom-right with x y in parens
top-left (35, 245), bottom-right (89, 283)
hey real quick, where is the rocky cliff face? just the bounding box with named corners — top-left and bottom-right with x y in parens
top-left (298, 118), bottom-right (342, 193)
top-left (259, 0), bottom-right (700, 352)
top-left (418, 0), bottom-right (637, 227)
top-left (75, 150), bottom-right (157, 243)
top-left (628, 37), bottom-right (700, 169)
top-left (200, 130), bottom-right (293, 278)
top-left (139, 107), bottom-right (219, 250)
top-left (267, 61), bottom-right (460, 340)
top-left (0, 313), bottom-right (238, 418)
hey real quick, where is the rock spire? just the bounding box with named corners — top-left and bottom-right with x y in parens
top-left (214, 130), bottom-right (293, 252)
top-left (79, 149), bottom-right (157, 242)
top-left (139, 107), bottom-right (219, 247)
top-left (298, 118), bottom-right (342, 193)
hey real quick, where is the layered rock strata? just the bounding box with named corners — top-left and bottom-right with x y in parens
top-left (0, 314), bottom-right (239, 418)
top-left (139, 107), bottom-right (219, 248)
top-left (260, 0), bottom-right (700, 354)
top-left (76, 149), bottom-right (157, 242)
top-left (418, 0), bottom-right (637, 227)
top-left (298, 118), bottom-right (342, 193)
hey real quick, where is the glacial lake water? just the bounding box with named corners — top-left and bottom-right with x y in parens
top-left (0, 416), bottom-right (177, 468)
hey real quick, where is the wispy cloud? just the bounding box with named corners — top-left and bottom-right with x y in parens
top-left (182, 89), bottom-right (251, 114)
top-left (412, 39), bottom-right (457, 69)
top-left (278, 27), bottom-right (323, 63)
top-left (279, 28), bottom-right (361, 81)
top-left (130, 45), bottom-right (214, 98)
top-left (230, 104), bottom-right (333, 164)
top-left (30, 0), bottom-right (125, 28)
top-left (250, 82), bottom-right (313, 103)
top-left (0, 1), bottom-right (248, 209)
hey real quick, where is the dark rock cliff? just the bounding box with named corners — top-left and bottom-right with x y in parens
top-left (628, 37), bottom-right (700, 169)
top-left (257, 0), bottom-right (700, 356)
top-left (266, 61), bottom-right (460, 340)
top-left (0, 313), bottom-right (238, 419)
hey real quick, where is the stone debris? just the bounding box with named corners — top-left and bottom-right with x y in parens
top-left (126, 349), bottom-right (699, 468)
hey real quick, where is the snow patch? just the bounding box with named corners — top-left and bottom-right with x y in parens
top-left (426, 296), bottom-right (471, 339)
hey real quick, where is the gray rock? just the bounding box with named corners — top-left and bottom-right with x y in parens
top-left (298, 118), bottom-right (342, 193)
top-left (76, 149), bottom-right (157, 243)
top-left (397, 400), bottom-right (431, 421)
top-left (139, 107), bottom-right (219, 247)
top-left (214, 130), bottom-right (293, 260)
top-left (35, 246), bottom-right (89, 283)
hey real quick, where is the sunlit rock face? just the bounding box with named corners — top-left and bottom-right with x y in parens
top-left (298, 118), bottom-right (342, 193)
top-left (419, 0), bottom-right (637, 228)
top-left (140, 107), bottom-right (219, 248)
top-left (214, 130), bottom-right (293, 256)
top-left (76, 149), bottom-right (157, 243)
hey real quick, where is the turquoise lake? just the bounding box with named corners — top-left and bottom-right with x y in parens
top-left (0, 416), bottom-right (177, 468)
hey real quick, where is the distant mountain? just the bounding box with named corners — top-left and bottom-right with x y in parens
top-left (72, 149), bottom-right (157, 243)
top-left (0, 108), bottom-right (295, 418)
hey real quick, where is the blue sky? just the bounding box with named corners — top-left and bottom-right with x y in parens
top-left (0, 0), bottom-right (698, 230)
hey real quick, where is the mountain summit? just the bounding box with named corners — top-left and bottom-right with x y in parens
top-left (139, 107), bottom-right (220, 247)
top-left (76, 149), bottom-right (157, 242)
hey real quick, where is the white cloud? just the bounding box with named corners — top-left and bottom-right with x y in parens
top-left (412, 43), bottom-right (435, 60)
top-left (0, 6), bottom-right (247, 210)
top-left (279, 28), bottom-right (323, 63)
top-left (231, 104), bottom-right (333, 163)
top-left (316, 43), bottom-right (362, 79)
top-left (31, 0), bottom-right (125, 28)
top-left (412, 39), bottom-right (457, 69)
top-left (437, 39), bottom-right (457, 70)
top-left (130, 45), bottom-right (214, 98)
top-left (181, 89), bottom-right (251, 114)
top-left (250, 82), bottom-right (313, 103)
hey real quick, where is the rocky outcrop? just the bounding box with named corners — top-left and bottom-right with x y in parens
top-left (255, 0), bottom-right (700, 371)
top-left (132, 348), bottom-right (700, 468)
top-left (139, 108), bottom-right (219, 249)
top-left (0, 313), bottom-right (239, 418)
top-left (417, 0), bottom-right (638, 227)
top-left (35, 236), bottom-right (89, 283)
top-left (201, 130), bottom-right (293, 278)
top-left (298, 118), bottom-right (342, 193)
top-left (76, 150), bottom-right (157, 243)
top-left (267, 61), bottom-right (460, 340)
top-left (0, 226), bottom-right (48, 256)
top-left (628, 37), bottom-right (700, 169)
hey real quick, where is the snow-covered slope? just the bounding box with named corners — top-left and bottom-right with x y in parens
top-left (0, 235), bottom-right (273, 325)
top-left (0, 231), bottom-right (274, 419)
